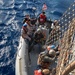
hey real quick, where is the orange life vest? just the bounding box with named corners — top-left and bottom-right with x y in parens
top-left (39, 14), bottom-right (46, 24)
top-left (34, 70), bottom-right (42, 75)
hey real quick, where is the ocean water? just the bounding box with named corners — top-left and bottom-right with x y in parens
top-left (0, 0), bottom-right (74, 75)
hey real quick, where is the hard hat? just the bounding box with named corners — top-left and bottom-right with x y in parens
top-left (42, 56), bottom-right (53, 63)
top-left (39, 25), bottom-right (42, 28)
top-left (37, 28), bottom-right (41, 32)
top-left (54, 20), bottom-right (58, 23)
top-left (48, 49), bottom-right (56, 58)
top-left (50, 45), bottom-right (55, 49)
top-left (47, 45), bottom-right (55, 50)
top-left (42, 69), bottom-right (50, 75)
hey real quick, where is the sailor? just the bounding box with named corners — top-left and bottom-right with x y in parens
top-left (34, 49), bottom-right (56, 75)
top-left (45, 20), bottom-right (60, 45)
top-left (30, 17), bottom-right (37, 33)
top-left (51, 20), bottom-right (60, 30)
top-left (31, 17), bottom-right (37, 25)
top-left (38, 11), bottom-right (47, 25)
top-left (26, 19), bottom-right (33, 37)
top-left (23, 17), bottom-right (34, 42)
top-left (28, 28), bottom-right (45, 52)
top-left (38, 49), bottom-right (56, 68)
top-left (44, 45), bottom-right (60, 57)
top-left (38, 49), bottom-right (56, 64)
top-left (21, 18), bottom-right (31, 44)
top-left (33, 28), bottom-right (45, 44)
top-left (34, 55), bottom-right (51, 75)
top-left (23, 14), bottom-right (30, 24)
top-left (25, 14), bottom-right (30, 19)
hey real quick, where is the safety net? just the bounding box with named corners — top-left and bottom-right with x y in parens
top-left (46, 1), bottom-right (75, 75)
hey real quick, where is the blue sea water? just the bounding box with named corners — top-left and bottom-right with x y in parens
top-left (0, 0), bottom-right (74, 75)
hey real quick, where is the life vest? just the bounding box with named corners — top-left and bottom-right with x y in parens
top-left (39, 14), bottom-right (46, 24)
top-left (22, 26), bottom-right (28, 34)
top-left (34, 70), bottom-right (42, 75)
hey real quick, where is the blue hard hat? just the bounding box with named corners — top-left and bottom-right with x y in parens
top-left (50, 45), bottom-right (55, 49)
top-left (23, 23), bottom-right (27, 26)
top-left (47, 45), bottom-right (56, 51)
